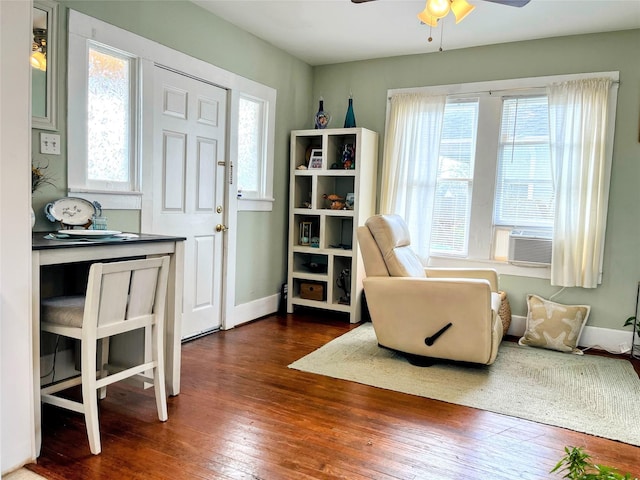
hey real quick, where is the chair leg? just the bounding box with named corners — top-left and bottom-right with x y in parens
top-left (82, 336), bottom-right (102, 455)
top-left (98, 337), bottom-right (110, 400)
top-left (152, 323), bottom-right (168, 422)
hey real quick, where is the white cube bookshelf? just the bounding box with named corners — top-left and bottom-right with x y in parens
top-left (287, 127), bottom-right (378, 323)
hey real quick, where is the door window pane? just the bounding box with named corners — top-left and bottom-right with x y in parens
top-left (237, 95), bottom-right (265, 196)
top-left (87, 45), bottom-right (132, 184)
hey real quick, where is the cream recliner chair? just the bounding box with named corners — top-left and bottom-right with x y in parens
top-left (357, 214), bottom-right (503, 365)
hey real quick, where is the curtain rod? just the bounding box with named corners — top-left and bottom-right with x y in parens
top-left (388, 80), bottom-right (620, 100)
top-left (484, 80), bottom-right (620, 97)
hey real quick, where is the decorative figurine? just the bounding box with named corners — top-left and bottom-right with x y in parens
top-left (336, 269), bottom-right (351, 305)
top-left (314, 97), bottom-right (331, 129)
top-left (323, 193), bottom-right (345, 210)
top-left (341, 144), bottom-right (355, 169)
top-left (345, 193), bottom-right (355, 210)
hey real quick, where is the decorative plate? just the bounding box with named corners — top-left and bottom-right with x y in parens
top-left (45, 197), bottom-right (97, 226)
top-left (58, 229), bottom-right (122, 239)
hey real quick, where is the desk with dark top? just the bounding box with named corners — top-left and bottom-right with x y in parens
top-left (32, 232), bottom-right (185, 455)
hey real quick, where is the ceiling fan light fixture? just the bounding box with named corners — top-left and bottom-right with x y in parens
top-left (425, 0), bottom-right (450, 19)
top-left (30, 51), bottom-right (46, 71)
top-left (417, 8), bottom-right (438, 27)
top-left (31, 28), bottom-right (47, 71)
top-left (451, 0), bottom-right (475, 23)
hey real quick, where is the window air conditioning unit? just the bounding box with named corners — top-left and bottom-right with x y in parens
top-left (508, 230), bottom-right (552, 266)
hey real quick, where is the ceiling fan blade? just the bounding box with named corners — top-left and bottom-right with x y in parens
top-left (481, 0), bottom-right (531, 7)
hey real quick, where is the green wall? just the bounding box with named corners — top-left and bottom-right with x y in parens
top-left (313, 29), bottom-right (640, 329)
top-left (32, 0), bottom-right (313, 305)
top-left (33, 0), bottom-right (639, 331)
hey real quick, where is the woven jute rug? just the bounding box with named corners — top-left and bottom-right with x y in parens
top-left (289, 322), bottom-right (640, 446)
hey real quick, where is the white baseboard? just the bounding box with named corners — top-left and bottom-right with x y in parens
top-left (228, 299), bottom-right (635, 355)
top-left (230, 293), bottom-right (280, 328)
top-left (507, 315), bottom-right (634, 355)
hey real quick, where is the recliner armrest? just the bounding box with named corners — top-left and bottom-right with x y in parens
top-left (363, 276), bottom-right (495, 327)
top-left (424, 267), bottom-right (499, 292)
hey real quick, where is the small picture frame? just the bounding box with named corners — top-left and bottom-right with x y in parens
top-left (345, 193), bottom-right (355, 210)
top-left (299, 221), bottom-right (312, 245)
top-left (308, 149), bottom-right (323, 169)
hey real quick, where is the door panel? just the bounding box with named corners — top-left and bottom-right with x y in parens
top-left (153, 66), bottom-right (227, 339)
top-left (197, 138), bottom-right (216, 211)
top-left (163, 132), bottom-right (186, 211)
top-left (194, 235), bottom-right (215, 307)
top-left (198, 96), bottom-right (219, 126)
top-left (163, 86), bottom-right (188, 118)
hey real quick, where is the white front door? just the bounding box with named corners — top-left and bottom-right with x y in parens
top-left (152, 66), bottom-right (227, 339)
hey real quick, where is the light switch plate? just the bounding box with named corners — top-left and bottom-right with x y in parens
top-left (40, 133), bottom-right (61, 155)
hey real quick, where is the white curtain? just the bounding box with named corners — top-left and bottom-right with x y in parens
top-left (380, 93), bottom-right (447, 260)
top-left (548, 77), bottom-right (615, 288)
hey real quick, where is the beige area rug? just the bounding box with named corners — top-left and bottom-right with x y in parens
top-left (3, 469), bottom-right (47, 480)
top-left (289, 323), bottom-right (640, 446)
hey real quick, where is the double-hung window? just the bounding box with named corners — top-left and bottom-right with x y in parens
top-left (431, 99), bottom-right (478, 256)
top-left (430, 94), bottom-right (552, 261)
top-left (493, 95), bottom-right (554, 260)
top-left (383, 72), bottom-right (617, 280)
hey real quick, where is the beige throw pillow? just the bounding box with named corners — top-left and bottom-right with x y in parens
top-left (518, 294), bottom-right (590, 355)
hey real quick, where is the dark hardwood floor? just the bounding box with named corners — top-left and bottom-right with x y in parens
top-left (29, 312), bottom-right (640, 479)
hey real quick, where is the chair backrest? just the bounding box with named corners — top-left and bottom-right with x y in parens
top-left (357, 226), bottom-right (389, 277)
top-left (83, 256), bottom-right (170, 338)
top-left (359, 215), bottom-right (426, 278)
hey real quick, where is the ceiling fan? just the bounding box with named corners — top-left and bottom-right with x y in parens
top-left (352, 0), bottom-right (531, 26)
top-left (352, 0), bottom-right (530, 5)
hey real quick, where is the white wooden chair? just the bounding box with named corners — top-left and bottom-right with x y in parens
top-left (40, 256), bottom-right (170, 455)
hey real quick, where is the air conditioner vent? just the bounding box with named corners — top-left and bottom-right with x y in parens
top-left (508, 230), bottom-right (552, 266)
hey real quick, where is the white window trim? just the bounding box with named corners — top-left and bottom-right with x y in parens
top-left (236, 89), bottom-right (276, 212)
top-left (386, 71), bottom-right (619, 279)
top-left (68, 22), bottom-right (142, 209)
top-left (237, 197), bottom-right (275, 212)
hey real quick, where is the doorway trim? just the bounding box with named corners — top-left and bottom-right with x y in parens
top-left (69, 10), bottom-right (277, 330)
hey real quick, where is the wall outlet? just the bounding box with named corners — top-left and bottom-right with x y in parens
top-left (40, 133), bottom-right (61, 155)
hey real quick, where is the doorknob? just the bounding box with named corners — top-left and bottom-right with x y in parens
top-left (215, 224), bottom-right (228, 233)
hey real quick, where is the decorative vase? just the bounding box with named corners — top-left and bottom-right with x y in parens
top-left (344, 95), bottom-right (356, 128)
top-left (30, 206), bottom-right (36, 229)
top-left (314, 97), bottom-right (330, 129)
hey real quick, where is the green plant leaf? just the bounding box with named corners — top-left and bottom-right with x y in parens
top-left (551, 446), bottom-right (639, 480)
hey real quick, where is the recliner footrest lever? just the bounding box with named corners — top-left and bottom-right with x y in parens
top-left (424, 322), bottom-right (453, 346)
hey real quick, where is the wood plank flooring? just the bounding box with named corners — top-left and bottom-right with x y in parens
top-left (29, 312), bottom-right (640, 479)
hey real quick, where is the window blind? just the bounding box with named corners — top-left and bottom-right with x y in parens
top-left (494, 96), bottom-right (554, 230)
top-left (430, 99), bottom-right (478, 256)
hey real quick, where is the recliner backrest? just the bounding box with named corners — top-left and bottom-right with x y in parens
top-left (364, 215), bottom-right (426, 278)
top-left (357, 226), bottom-right (389, 277)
